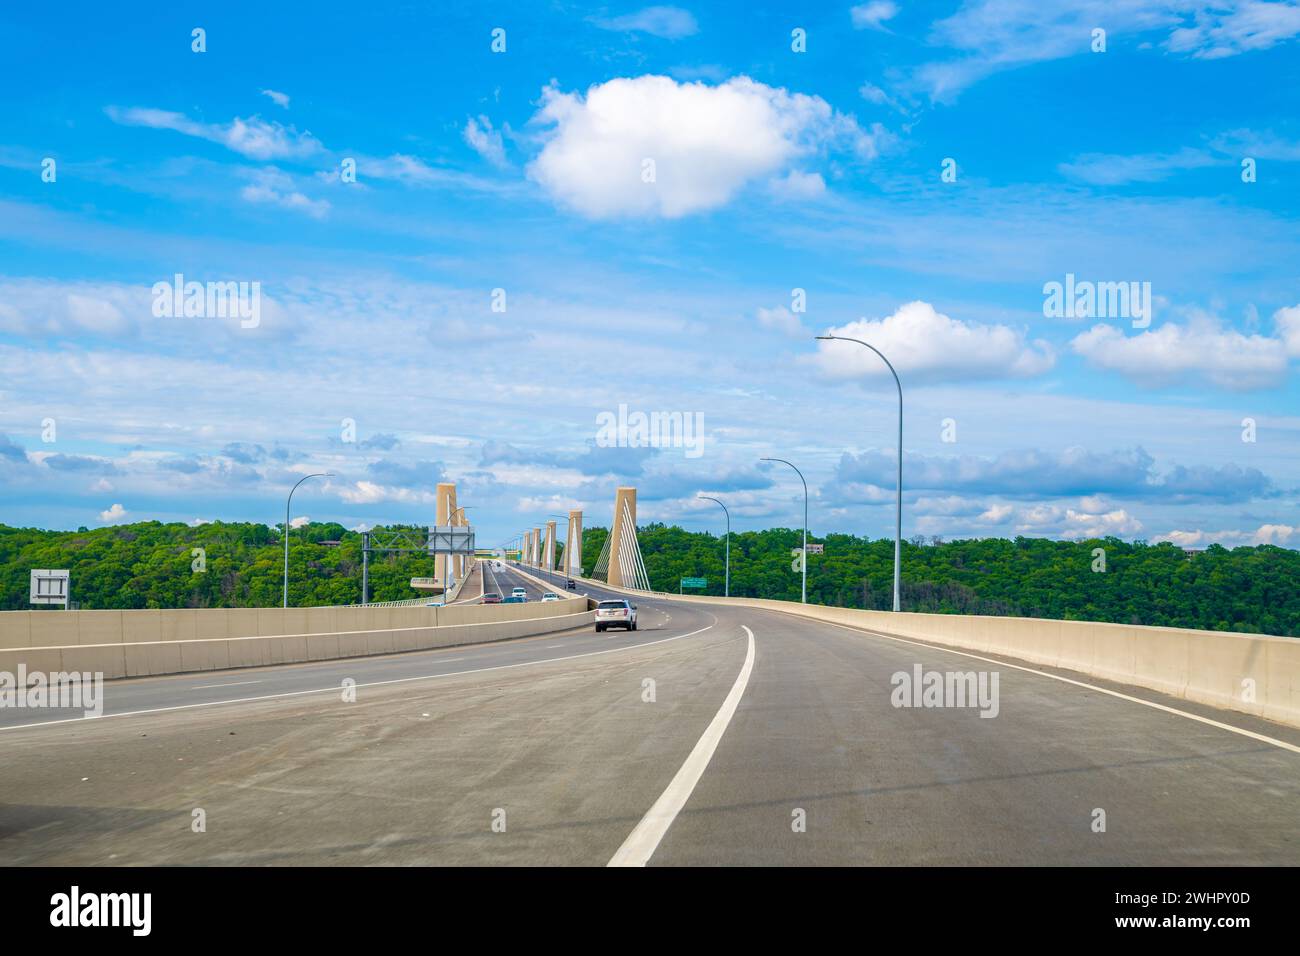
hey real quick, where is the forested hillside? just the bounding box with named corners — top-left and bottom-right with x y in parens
top-left (3, 521), bottom-right (1298, 636)
top-left (586, 523), bottom-right (1300, 636)
top-left (0, 521), bottom-right (431, 610)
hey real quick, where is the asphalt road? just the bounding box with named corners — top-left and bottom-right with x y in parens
top-left (2, 568), bottom-right (1299, 865)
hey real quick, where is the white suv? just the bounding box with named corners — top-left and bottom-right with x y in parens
top-left (595, 599), bottom-right (638, 632)
top-left (541, 592), bottom-right (561, 602)
top-left (511, 587), bottom-right (527, 600)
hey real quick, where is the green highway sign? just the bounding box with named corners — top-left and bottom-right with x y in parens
top-left (680, 577), bottom-right (707, 588)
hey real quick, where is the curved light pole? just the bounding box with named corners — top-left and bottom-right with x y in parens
top-left (697, 495), bottom-right (730, 597)
top-left (816, 333), bottom-right (903, 612)
top-left (761, 457), bottom-right (808, 604)
top-left (283, 472), bottom-right (333, 608)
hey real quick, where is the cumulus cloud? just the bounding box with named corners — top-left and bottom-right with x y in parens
top-left (1069, 318), bottom-right (1289, 390)
top-left (240, 168), bottom-right (330, 218)
top-left (463, 115), bottom-right (509, 168)
top-left (260, 89), bottom-right (290, 109)
top-left (99, 503), bottom-right (128, 522)
top-left (1155, 523), bottom-right (1298, 547)
top-left (834, 445), bottom-right (1273, 502)
top-left (106, 106), bottom-right (322, 160)
top-left (851, 1), bottom-right (899, 30)
top-left (814, 300), bottom-right (1054, 383)
top-left (756, 305), bottom-right (805, 336)
top-left (526, 75), bottom-right (885, 218)
top-left (593, 5), bottom-right (699, 38)
top-left (1274, 303), bottom-right (1300, 357)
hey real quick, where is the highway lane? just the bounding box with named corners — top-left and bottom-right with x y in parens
top-left (3, 570), bottom-right (1299, 865)
top-left (514, 566), bottom-right (1300, 865)
top-left (0, 583), bottom-right (702, 731)
top-left (0, 594), bottom-right (739, 865)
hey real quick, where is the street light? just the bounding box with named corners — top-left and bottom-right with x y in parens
top-left (283, 472), bottom-right (333, 609)
top-left (761, 457), bottom-right (808, 604)
top-left (815, 333), bottom-right (903, 612)
top-left (697, 495), bottom-right (730, 597)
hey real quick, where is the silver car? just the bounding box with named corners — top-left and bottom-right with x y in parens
top-left (595, 599), bottom-right (638, 632)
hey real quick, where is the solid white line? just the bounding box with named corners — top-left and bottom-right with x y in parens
top-left (608, 624), bottom-right (756, 867)
top-left (0, 617), bottom-right (719, 733)
top-left (813, 618), bottom-right (1300, 756)
top-left (190, 680), bottom-right (262, 690)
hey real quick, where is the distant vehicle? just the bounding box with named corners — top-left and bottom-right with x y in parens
top-left (425, 601), bottom-right (445, 608)
top-left (502, 596), bottom-right (526, 604)
top-left (595, 599), bottom-right (638, 632)
top-left (565, 579), bottom-right (577, 590)
top-left (481, 592), bottom-right (502, 604)
top-left (541, 592), bottom-right (560, 602)
top-left (511, 587), bottom-right (527, 599)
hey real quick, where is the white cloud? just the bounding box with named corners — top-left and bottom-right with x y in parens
top-left (1059, 147), bottom-right (1219, 185)
top-left (526, 75), bottom-right (883, 219)
top-left (240, 168), bottom-right (330, 218)
top-left (289, 515), bottom-right (311, 528)
top-left (1069, 318), bottom-right (1289, 390)
top-left (336, 480), bottom-right (436, 505)
top-left (913, 1), bottom-right (1300, 101)
top-left (1167, 1), bottom-right (1300, 58)
top-left (1155, 523), bottom-right (1298, 547)
top-left (463, 115), bottom-right (509, 168)
top-left (756, 305), bottom-right (805, 336)
top-left (1012, 503), bottom-right (1144, 539)
top-left (851, 1), bottom-right (899, 30)
top-left (99, 503), bottom-right (128, 522)
top-left (768, 169), bottom-right (826, 200)
top-left (260, 89), bottom-right (290, 109)
top-left (593, 6), bottom-right (699, 39)
top-left (814, 300), bottom-right (1055, 383)
top-left (1274, 303), bottom-right (1300, 357)
top-left (106, 106), bottom-right (322, 160)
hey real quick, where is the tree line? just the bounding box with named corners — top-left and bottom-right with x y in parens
top-left (3, 521), bottom-right (1297, 636)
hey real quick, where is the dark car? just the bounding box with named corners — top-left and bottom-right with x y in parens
top-left (565, 579), bottom-right (577, 590)
top-left (502, 596), bottom-right (526, 604)
top-left (481, 592), bottom-right (503, 604)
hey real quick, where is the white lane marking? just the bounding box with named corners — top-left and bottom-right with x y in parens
top-left (190, 680), bottom-right (262, 690)
top-left (608, 624), bottom-right (756, 867)
top-left (812, 618), bottom-right (1300, 756)
top-left (0, 616), bottom-right (719, 733)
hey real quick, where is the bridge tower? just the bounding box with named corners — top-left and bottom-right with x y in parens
top-left (435, 482), bottom-right (458, 592)
top-left (544, 520), bottom-right (556, 571)
top-left (564, 509), bottom-right (583, 577)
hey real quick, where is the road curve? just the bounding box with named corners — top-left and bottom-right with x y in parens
top-left (1, 566), bottom-right (1298, 865)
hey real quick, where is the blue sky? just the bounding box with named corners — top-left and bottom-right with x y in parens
top-left (1, 1), bottom-right (1299, 549)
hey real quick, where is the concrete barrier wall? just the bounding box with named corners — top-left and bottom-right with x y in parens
top-left (576, 579), bottom-right (1300, 729)
top-left (0, 592), bottom-right (583, 650)
top-left (0, 602), bottom-right (594, 680)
